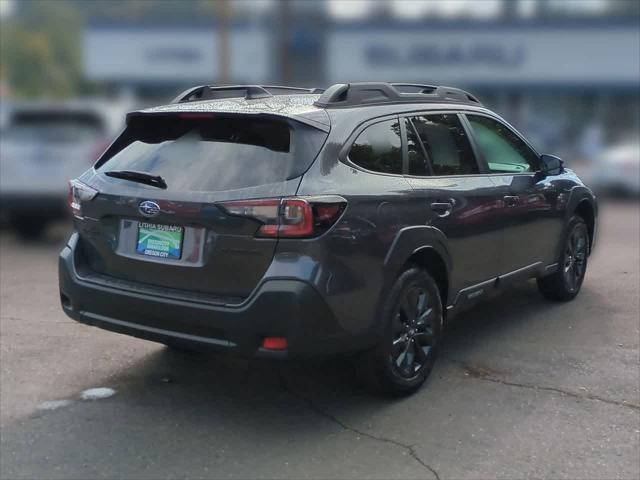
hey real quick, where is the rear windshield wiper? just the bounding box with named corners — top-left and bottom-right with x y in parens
top-left (104, 170), bottom-right (167, 189)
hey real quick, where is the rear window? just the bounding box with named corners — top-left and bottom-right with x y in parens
top-left (6, 111), bottom-right (104, 143)
top-left (96, 115), bottom-right (327, 192)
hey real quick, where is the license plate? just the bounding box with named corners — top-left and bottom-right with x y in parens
top-left (136, 223), bottom-right (183, 259)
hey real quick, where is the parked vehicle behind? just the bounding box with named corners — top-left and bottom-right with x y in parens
top-left (0, 101), bottom-right (129, 238)
top-left (586, 139), bottom-right (640, 197)
top-left (59, 83), bottom-right (598, 395)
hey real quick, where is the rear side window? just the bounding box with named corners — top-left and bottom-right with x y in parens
top-left (410, 114), bottom-right (478, 176)
top-left (466, 115), bottom-right (539, 173)
top-left (348, 119), bottom-right (402, 174)
top-left (96, 115), bottom-right (327, 192)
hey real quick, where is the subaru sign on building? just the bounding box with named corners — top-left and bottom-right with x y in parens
top-left (326, 20), bottom-right (640, 87)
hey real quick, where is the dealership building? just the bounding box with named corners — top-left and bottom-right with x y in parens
top-left (84, 17), bottom-right (639, 156)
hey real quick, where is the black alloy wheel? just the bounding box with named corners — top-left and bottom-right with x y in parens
top-left (563, 224), bottom-right (588, 294)
top-left (537, 215), bottom-right (589, 301)
top-left (358, 267), bottom-right (443, 396)
top-left (391, 285), bottom-right (437, 378)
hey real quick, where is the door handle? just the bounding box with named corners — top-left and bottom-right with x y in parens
top-left (503, 195), bottom-right (519, 208)
top-left (430, 201), bottom-right (453, 217)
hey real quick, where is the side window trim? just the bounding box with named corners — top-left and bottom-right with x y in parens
top-left (406, 117), bottom-right (434, 176)
top-left (458, 113), bottom-right (490, 174)
top-left (462, 112), bottom-right (541, 175)
top-left (399, 116), bottom-right (409, 175)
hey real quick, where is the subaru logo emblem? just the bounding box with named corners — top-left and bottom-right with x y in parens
top-left (139, 200), bottom-right (160, 217)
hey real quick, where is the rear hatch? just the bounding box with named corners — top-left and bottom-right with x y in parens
top-left (73, 112), bottom-right (328, 301)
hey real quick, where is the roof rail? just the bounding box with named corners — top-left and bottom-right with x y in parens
top-left (172, 85), bottom-right (324, 104)
top-left (313, 82), bottom-right (481, 108)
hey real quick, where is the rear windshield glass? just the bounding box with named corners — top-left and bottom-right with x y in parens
top-left (6, 111), bottom-right (104, 143)
top-left (96, 115), bottom-right (327, 192)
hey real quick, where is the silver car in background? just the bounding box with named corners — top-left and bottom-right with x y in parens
top-left (0, 100), bottom-right (129, 238)
top-left (588, 139), bottom-right (640, 197)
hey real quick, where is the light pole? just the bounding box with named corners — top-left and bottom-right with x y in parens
top-left (216, 0), bottom-right (230, 84)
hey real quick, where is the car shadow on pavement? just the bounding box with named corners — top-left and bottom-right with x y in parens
top-left (40, 279), bottom-right (601, 415)
top-left (65, 280), bottom-right (595, 414)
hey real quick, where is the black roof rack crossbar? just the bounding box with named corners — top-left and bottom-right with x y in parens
top-left (173, 85), bottom-right (325, 104)
top-left (313, 82), bottom-right (481, 108)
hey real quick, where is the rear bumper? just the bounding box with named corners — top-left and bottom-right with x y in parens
top-left (58, 237), bottom-right (352, 359)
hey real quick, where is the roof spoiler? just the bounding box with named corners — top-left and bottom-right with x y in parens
top-left (172, 85), bottom-right (325, 104)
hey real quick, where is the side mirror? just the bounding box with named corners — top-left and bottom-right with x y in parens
top-left (538, 154), bottom-right (564, 178)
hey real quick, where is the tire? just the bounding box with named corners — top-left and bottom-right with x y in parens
top-left (537, 215), bottom-right (589, 301)
top-left (358, 266), bottom-right (443, 396)
top-left (12, 216), bottom-right (48, 240)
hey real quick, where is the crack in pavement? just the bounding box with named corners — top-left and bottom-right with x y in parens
top-left (278, 371), bottom-right (441, 480)
top-left (444, 356), bottom-right (640, 411)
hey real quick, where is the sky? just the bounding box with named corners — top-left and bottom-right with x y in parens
top-left (327, 0), bottom-right (502, 19)
top-left (326, 0), bottom-right (610, 19)
top-left (0, 0), bottom-right (612, 21)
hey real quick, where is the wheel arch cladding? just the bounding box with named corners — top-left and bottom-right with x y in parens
top-left (383, 226), bottom-right (452, 304)
top-left (574, 200), bottom-right (595, 252)
top-left (405, 247), bottom-right (449, 309)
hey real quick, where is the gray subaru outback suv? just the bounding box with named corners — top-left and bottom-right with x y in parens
top-left (60, 83), bottom-right (597, 395)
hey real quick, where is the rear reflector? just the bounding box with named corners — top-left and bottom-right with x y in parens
top-left (262, 337), bottom-right (288, 350)
top-left (219, 197), bottom-right (346, 238)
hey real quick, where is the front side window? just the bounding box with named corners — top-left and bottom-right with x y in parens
top-left (466, 115), bottom-right (539, 173)
top-left (410, 114), bottom-right (478, 176)
top-left (348, 119), bottom-right (402, 174)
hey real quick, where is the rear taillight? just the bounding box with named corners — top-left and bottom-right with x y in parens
top-left (220, 197), bottom-right (346, 238)
top-left (68, 179), bottom-right (98, 217)
top-left (279, 199), bottom-right (314, 237)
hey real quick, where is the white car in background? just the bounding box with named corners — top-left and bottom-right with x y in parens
top-left (588, 140), bottom-right (640, 197)
top-left (0, 100), bottom-right (130, 238)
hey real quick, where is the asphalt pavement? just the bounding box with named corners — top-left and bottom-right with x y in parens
top-left (1, 201), bottom-right (639, 480)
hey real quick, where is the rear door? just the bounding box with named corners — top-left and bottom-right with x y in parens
top-left (74, 113), bottom-right (327, 300)
top-left (463, 113), bottom-right (564, 275)
top-left (402, 112), bottom-right (505, 300)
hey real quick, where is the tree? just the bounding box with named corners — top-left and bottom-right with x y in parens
top-left (1, 0), bottom-right (82, 97)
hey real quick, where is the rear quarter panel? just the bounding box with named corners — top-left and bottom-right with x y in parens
top-left (295, 138), bottom-right (415, 338)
